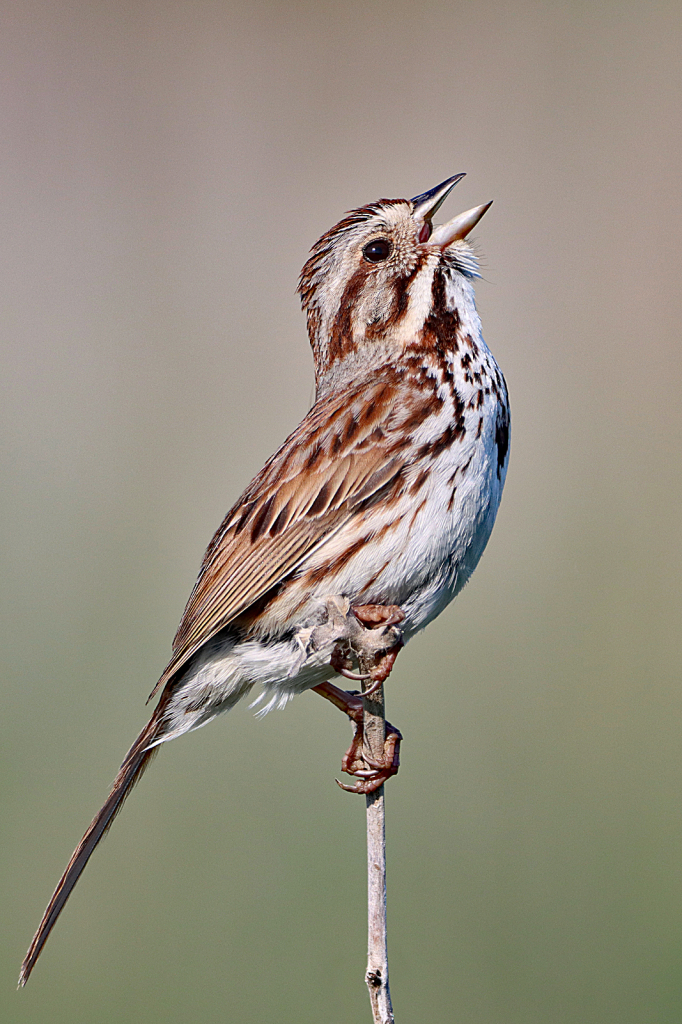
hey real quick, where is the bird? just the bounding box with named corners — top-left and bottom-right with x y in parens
top-left (20, 174), bottom-right (510, 986)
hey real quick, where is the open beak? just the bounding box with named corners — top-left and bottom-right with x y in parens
top-left (411, 174), bottom-right (492, 248)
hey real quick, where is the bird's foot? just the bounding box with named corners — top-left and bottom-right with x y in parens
top-left (336, 716), bottom-right (402, 794)
top-left (312, 682), bottom-right (403, 796)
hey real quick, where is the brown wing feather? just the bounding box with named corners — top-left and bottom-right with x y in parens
top-left (150, 371), bottom-right (430, 697)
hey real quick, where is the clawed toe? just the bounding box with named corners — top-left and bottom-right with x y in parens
top-left (337, 719), bottom-right (402, 795)
top-left (338, 667), bottom-right (372, 682)
top-left (351, 603), bottom-right (405, 629)
top-left (335, 756), bottom-right (399, 795)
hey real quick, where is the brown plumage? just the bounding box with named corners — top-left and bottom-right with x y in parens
top-left (20, 175), bottom-right (509, 986)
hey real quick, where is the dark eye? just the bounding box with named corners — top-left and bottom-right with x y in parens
top-left (362, 238), bottom-right (392, 263)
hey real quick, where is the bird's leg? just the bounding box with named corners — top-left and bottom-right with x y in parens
top-left (306, 597), bottom-right (405, 792)
top-left (312, 682), bottom-right (403, 795)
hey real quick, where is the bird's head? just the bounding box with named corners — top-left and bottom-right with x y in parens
top-left (298, 175), bottom-right (492, 395)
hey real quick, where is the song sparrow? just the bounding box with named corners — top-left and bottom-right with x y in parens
top-left (20, 174), bottom-right (510, 985)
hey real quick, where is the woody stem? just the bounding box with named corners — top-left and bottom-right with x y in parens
top-left (359, 652), bottom-right (394, 1024)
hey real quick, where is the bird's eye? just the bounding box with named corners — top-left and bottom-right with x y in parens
top-left (362, 238), bottom-right (392, 263)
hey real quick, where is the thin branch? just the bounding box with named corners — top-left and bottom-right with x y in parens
top-left (360, 653), bottom-right (395, 1024)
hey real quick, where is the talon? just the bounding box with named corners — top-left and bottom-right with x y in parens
top-left (336, 778), bottom-right (366, 793)
top-left (335, 771), bottom-right (397, 796)
top-left (360, 677), bottom-right (384, 699)
top-left (358, 750), bottom-right (385, 770)
top-left (339, 668), bottom-right (371, 682)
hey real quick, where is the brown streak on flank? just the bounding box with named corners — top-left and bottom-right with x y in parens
top-left (359, 558), bottom-right (393, 596)
top-left (299, 563), bottom-right (332, 587)
top-left (409, 465), bottom-right (430, 495)
top-left (447, 485), bottom-right (458, 511)
top-left (408, 497), bottom-right (427, 530)
top-left (323, 513), bottom-right (405, 587)
top-left (476, 389), bottom-right (484, 409)
top-left (372, 515), bottom-right (403, 542)
top-left (425, 410), bottom-right (467, 462)
top-left (460, 454), bottom-right (474, 476)
top-left (320, 534), bottom-right (368, 577)
top-left (476, 416), bottom-right (484, 439)
top-left (386, 431), bottom-right (418, 458)
top-left (399, 396), bottom-right (433, 433)
top-left (432, 424), bottom-right (458, 457)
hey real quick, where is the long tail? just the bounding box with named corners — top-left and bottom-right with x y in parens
top-left (19, 707), bottom-right (166, 987)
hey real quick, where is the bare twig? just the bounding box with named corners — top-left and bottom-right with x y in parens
top-left (359, 653), bottom-right (395, 1024)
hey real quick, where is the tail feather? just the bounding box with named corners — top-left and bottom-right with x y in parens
top-left (19, 712), bottom-right (163, 987)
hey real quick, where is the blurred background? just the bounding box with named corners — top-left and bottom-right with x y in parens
top-left (2, 1), bottom-right (682, 1021)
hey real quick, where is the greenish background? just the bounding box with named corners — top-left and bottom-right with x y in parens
top-left (2, 1), bottom-right (682, 1021)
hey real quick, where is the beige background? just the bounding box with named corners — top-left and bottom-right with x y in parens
top-left (2, 2), bottom-right (682, 1021)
